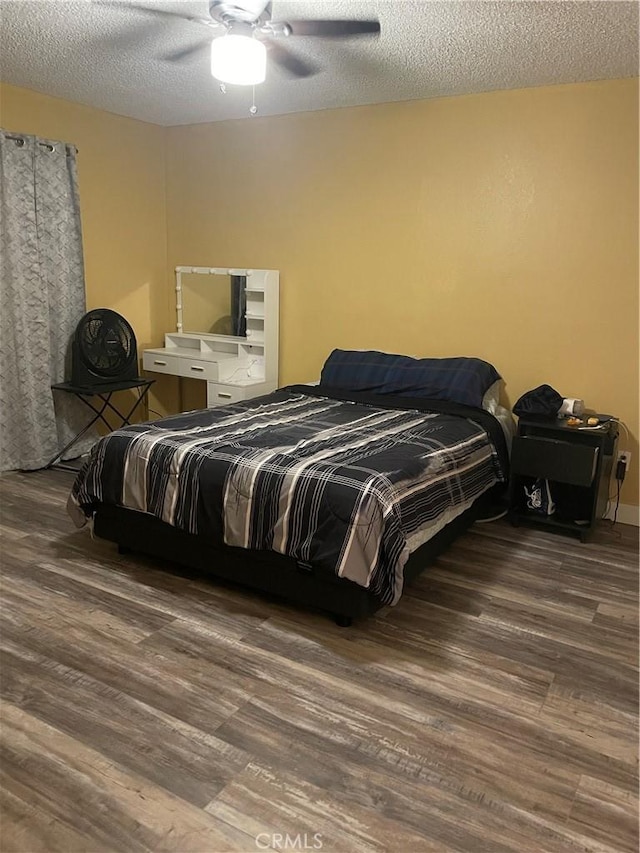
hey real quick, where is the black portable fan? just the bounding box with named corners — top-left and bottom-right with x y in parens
top-left (71, 309), bottom-right (139, 387)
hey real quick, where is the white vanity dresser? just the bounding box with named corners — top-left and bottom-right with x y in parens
top-left (143, 267), bottom-right (279, 408)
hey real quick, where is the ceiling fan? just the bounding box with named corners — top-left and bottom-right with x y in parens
top-left (108, 1), bottom-right (381, 85)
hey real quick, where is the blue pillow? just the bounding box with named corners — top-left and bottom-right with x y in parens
top-left (320, 350), bottom-right (501, 409)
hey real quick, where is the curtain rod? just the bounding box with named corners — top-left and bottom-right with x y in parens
top-left (3, 133), bottom-right (78, 154)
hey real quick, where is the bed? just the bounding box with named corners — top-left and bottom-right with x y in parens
top-left (68, 351), bottom-right (511, 624)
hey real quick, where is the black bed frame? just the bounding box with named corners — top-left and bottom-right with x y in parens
top-left (93, 487), bottom-right (501, 626)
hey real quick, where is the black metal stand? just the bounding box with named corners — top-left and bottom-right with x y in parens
top-left (45, 378), bottom-right (155, 470)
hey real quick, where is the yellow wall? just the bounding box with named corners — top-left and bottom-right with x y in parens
top-left (1, 79), bottom-right (637, 505)
top-left (0, 82), bottom-right (174, 415)
top-left (166, 78), bottom-right (639, 506)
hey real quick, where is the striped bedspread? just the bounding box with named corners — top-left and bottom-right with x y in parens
top-left (68, 388), bottom-right (506, 605)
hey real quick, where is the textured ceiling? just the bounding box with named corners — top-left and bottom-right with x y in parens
top-left (0, 0), bottom-right (638, 126)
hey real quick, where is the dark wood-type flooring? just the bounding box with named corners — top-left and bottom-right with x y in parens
top-left (0, 469), bottom-right (638, 852)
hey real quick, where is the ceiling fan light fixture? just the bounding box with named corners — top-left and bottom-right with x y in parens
top-left (210, 34), bottom-right (266, 85)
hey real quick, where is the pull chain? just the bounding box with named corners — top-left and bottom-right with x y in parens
top-left (250, 84), bottom-right (258, 116)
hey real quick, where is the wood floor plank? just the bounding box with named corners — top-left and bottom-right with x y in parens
top-left (381, 598), bottom-right (638, 717)
top-left (221, 677), bottom-right (581, 821)
top-left (476, 594), bottom-right (638, 665)
top-left (140, 610), bottom-right (552, 737)
top-left (426, 549), bottom-right (602, 623)
top-left (0, 469), bottom-right (637, 853)
top-left (0, 523), bottom-right (29, 542)
top-left (209, 691), bottom-right (614, 853)
top-left (0, 601), bottom-right (259, 735)
top-left (404, 576), bottom-right (490, 616)
top-left (595, 601), bottom-right (639, 627)
top-left (471, 520), bottom-right (640, 564)
top-left (1, 560), bottom-right (174, 636)
top-left (0, 785), bottom-right (117, 853)
top-left (36, 551), bottom-right (275, 642)
top-left (0, 701), bottom-right (257, 853)
top-left (539, 682), bottom-right (638, 767)
top-left (556, 556), bottom-right (639, 609)
top-left (565, 774), bottom-right (640, 853)
top-left (1, 569), bottom-right (164, 645)
top-left (214, 616), bottom-right (635, 791)
top-left (206, 761), bottom-right (456, 853)
top-left (0, 639), bottom-right (251, 809)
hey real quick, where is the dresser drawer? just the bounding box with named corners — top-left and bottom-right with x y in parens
top-left (173, 359), bottom-right (219, 381)
top-left (143, 351), bottom-right (220, 381)
top-left (511, 436), bottom-right (599, 487)
top-left (206, 383), bottom-right (252, 407)
top-left (143, 351), bottom-right (183, 376)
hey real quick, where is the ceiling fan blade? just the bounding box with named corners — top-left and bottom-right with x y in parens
top-left (100, 2), bottom-right (214, 28)
top-left (281, 20), bottom-right (380, 38)
top-left (264, 39), bottom-right (320, 78)
top-left (159, 39), bottom-right (212, 63)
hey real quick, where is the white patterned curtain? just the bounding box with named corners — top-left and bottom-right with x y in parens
top-left (0, 130), bottom-right (93, 471)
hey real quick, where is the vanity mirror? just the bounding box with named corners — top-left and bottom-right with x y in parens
top-left (143, 267), bottom-right (279, 410)
top-left (179, 271), bottom-right (246, 338)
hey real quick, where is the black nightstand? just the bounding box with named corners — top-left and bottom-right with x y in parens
top-left (508, 415), bottom-right (618, 542)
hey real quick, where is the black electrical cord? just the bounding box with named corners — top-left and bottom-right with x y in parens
top-left (613, 478), bottom-right (621, 526)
